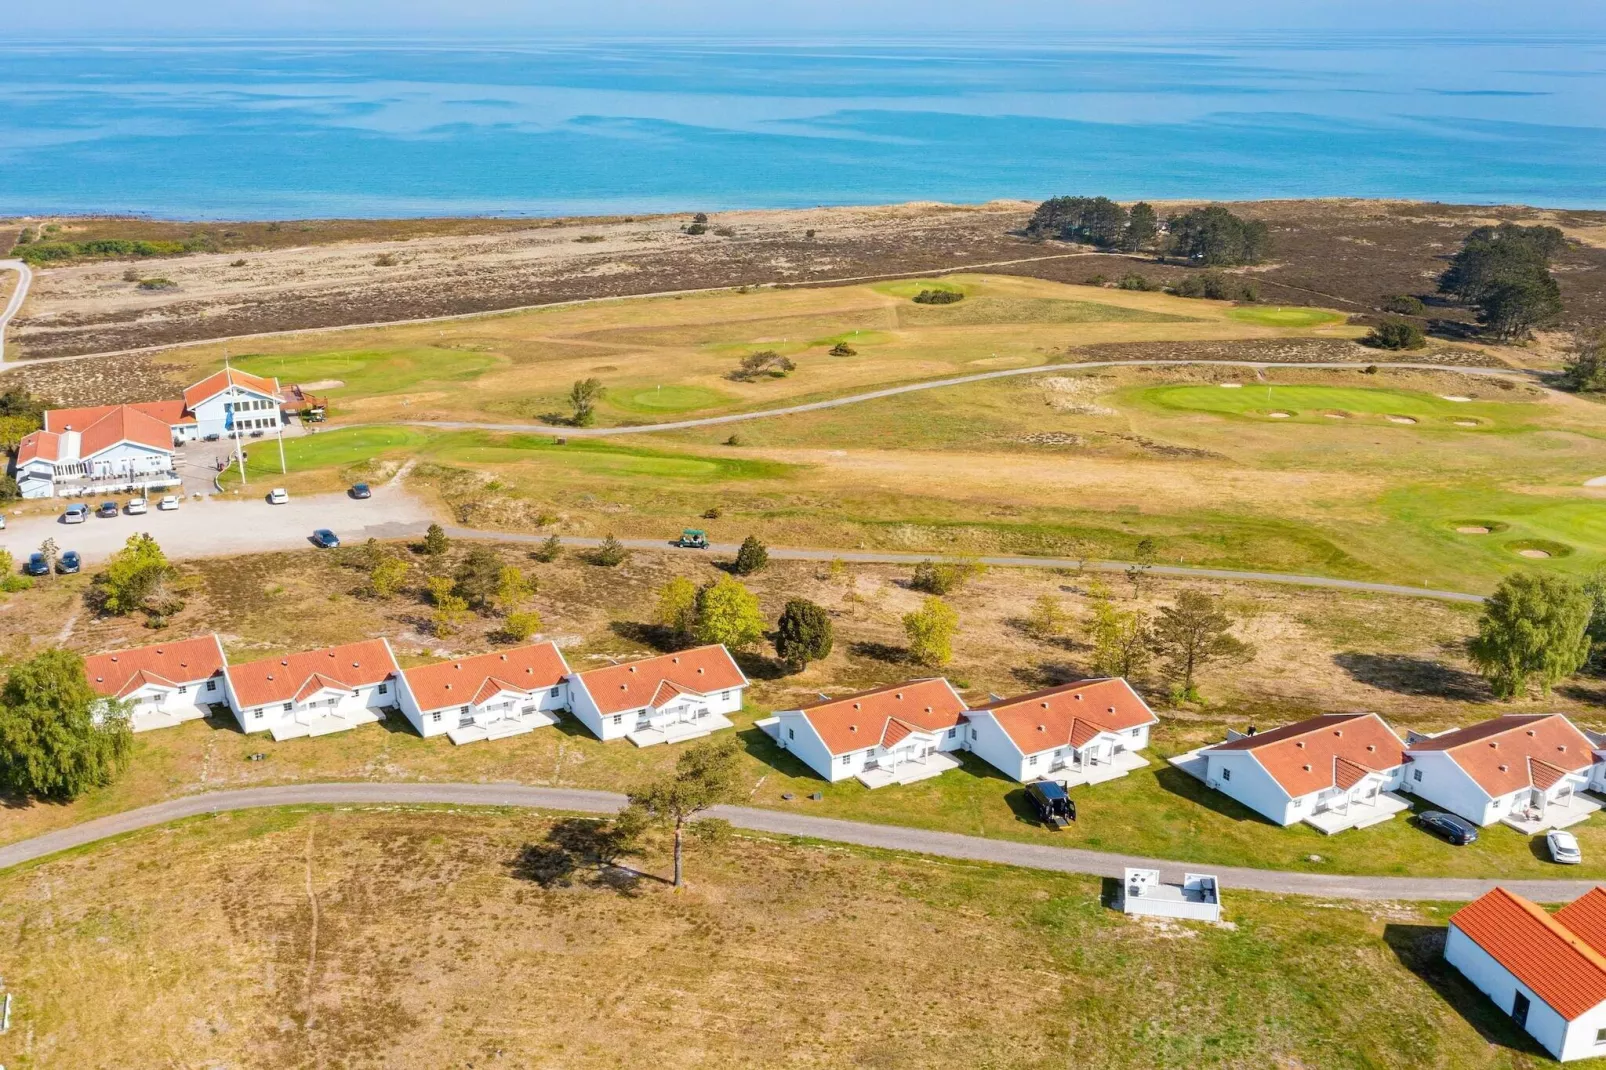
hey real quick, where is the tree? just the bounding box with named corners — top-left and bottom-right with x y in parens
top-left (656, 576), bottom-right (701, 645)
top-left (452, 545), bottom-right (504, 611)
top-left (694, 575), bottom-right (765, 650)
top-left (587, 534), bottom-right (629, 567)
top-left (426, 575), bottom-right (469, 637)
top-left (0, 474), bottom-right (18, 503)
top-left (1476, 274), bottom-right (1562, 341)
top-left (497, 565), bottom-right (535, 608)
top-left (732, 535), bottom-right (769, 576)
top-left (1126, 537), bottom-right (1158, 595)
top-left (1151, 589), bottom-right (1255, 698)
top-left (775, 599), bottom-right (834, 671)
top-left (1165, 206), bottom-right (1270, 266)
top-left (1585, 567), bottom-right (1606, 671)
top-left (0, 548), bottom-right (12, 578)
top-left (911, 558), bottom-right (985, 595)
top-left (422, 523), bottom-right (449, 557)
top-left (1025, 594), bottom-right (1068, 640)
top-left (1087, 581), bottom-right (1152, 678)
top-left (532, 534), bottom-right (564, 563)
top-left (1365, 318), bottom-right (1427, 351)
top-left (368, 554), bottom-right (409, 597)
top-left (1123, 202), bottom-right (1158, 252)
top-left (625, 734), bottom-right (744, 888)
top-left (92, 533), bottom-right (177, 617)
top-left (1025, 196), bottom-right (1129, 247)
top-left (1437, 223), bottom-right (1566, 341)
top-left (1562, 331), bottom-right (1606, 394)
top-left (0, 413), bottom-right (40, 451)
top-left (1382, 294), bottom-right (1425, 316)
top-left (569, 377), bottom-right (607, 426)
top-left (1468, 572), bottom-right (1593, 699)
top-left (39, 537), bottom-right (58, 578)
top-left (0, 648), bottom-right (133, 801)
top-left (502, 610), bottom-right (544, 642)
top-left (731, 350), bottom-right (795, 381)
top-left (903, 596), bottom-right (958, 668)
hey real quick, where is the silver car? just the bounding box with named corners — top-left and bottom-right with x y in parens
top-left (1547, 830), bottom-right (1583, 865)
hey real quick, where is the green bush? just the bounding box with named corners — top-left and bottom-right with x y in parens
top-left (912, 289), bottom-right (964, 305)
top-left (1365, 318), bottom-right (1427, 351)
top-left (1382, 294), bottom-right (1425, 316)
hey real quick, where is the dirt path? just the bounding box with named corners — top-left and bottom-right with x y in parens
top-left (0, 258), bottom-right (32, 367)
top-left (0, 782), bottom-right (1591, 902)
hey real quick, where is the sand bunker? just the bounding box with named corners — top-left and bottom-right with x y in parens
top-left (299, 379), bottom-right (346, 390)
top-left (1441, 395), bottom-right (1473, 402)
top-left (1586, 476), bottom-right (1606, 487)
top-left (1454, 419), bottom-right (1479, 427)
top-left (1220, 383), bottom-right (1243, 389)
top-left (1518, 549), bottom-right (1552, 559)
top-left (1456, 526), bottom-right (1491, 534)
top-left (1266, 410), bottom-right (1294, 418)
top-left (1386, 415), bottom-right (1417, 424)
top-left (1323, 412), bottom-right (1347, 419)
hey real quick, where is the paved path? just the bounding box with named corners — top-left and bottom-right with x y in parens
top-left (406, 359), bottom-right (1533, 438)
top-left (0, 782), bottom-right (1592, 902)
top-left (448, 530), bottom-right (1487, 603)
top-left (0, 258), bottom-right (32, 368)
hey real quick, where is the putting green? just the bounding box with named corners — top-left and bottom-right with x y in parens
top-left (1132, 384), bottom-right (1535, 429)
top-left (1225, 306), bottom-right (1347, 328)
top-left (233, 346), bottom-right (502, 398)
top-left (873, 278), bottom-right (967, 300)
top-left (608, 384), bottom-right (732, 414)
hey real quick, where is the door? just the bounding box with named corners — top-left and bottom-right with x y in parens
top-left (1512, 990), bottom-right (1530, 1028)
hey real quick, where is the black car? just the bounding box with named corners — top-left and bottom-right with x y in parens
top-left (311, 529), bottom-right (340, 549)
top-left (204, 433), bottom-right (221, 442)
top-left (24, 552), bottom-right (49, 576)
top-left (1026, 780), bottom-right (1076, 829)
top-left (350, 482), bottom-right (372, 499)
top-left (57, 550), bottom-right (81, 575)
top-left (96, 500), bottom-right (120, 518)
top-left (1418, 810), bottom-right (1479, 846)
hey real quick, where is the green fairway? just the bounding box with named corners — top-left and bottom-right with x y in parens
top-left (1225, 305), bottom-right (1348, 328)
top-left (606, 383), bottom-right (732, 414)
top-left (233, 346), bottom-right (503, 398)
top-left (1133, 382), bottom-right (1539, 430)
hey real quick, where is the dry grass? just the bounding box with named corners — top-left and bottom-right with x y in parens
top-left (0, 806), bottom-right (1572, 1070)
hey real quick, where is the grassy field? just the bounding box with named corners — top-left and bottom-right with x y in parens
top-left (1225, 305), bottom-right (1348, 328)
top-left (0, 805), bottom-right (1587, 1069)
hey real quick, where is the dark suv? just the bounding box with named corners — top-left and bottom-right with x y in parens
top-left (1418, 810), bottom-right (1479, 846)
top-left (1026, 780), bottom-right (1076, 828)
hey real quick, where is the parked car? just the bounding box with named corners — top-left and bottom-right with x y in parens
top-left (158, 495), bottom-right (180, 511)
top-left (267, 488), bottom-right (289, 505)
top-left (0, 514), bottom-right (6, 529)
top-left (204, 432), bottom-right (221, 442)
top-left (311, 529), bottom-right (340, 549)
top-left (1547, 829), bottom-right (1583, 865)
top-left (676, 528), bottom-right (709, 549)
top-left (24, 552), bottom-right (49, 576)
top-left (126, 497), bottom-right (148, 515)
top-left (63, 503), bottom-right (89, 524)
top-left (350, 482), bottom-right (372, 500)
top-left (250, 429), bottom-right (264, 438)
top-left (1025, 780), bottom-right (1076, 828)
top-left (1418, 810), bottom-right (1479, 846)
top-left (57, 550), bottom-right (81, 575)
top-left (96, 501), bottom-right (120, 518)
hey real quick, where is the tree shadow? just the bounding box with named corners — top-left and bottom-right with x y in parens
top-left (847, 640), bottom-right (907, 665)
top-left (1381, 924), bottom-right (1550, 1058)
top-left (737, 725), bottom-right (821, 780)
top-left (1008, 659), bottom-right (1093, 691)
top-left (1152, 765), bottom-right (1282, 826)
top-left (1332, 652), bottom-right (1490, 703)
top-left (506, 817), bottom-right (664, 896)
top-left (608, 619), bottom-right (684, 653)
top-left (732, 650), bottom-right (789, 683)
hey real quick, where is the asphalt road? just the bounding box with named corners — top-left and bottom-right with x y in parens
top-left (0, 257), bottom-right (32, 368)
top-left (0, 782), bottom-right (1592, 902)
top-left (407, 359), bottom-right (1537, 439)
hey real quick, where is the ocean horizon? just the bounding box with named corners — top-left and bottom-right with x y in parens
top-left (2, 32), bottom-right (1605, 219)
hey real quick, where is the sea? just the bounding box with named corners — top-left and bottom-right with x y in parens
top-left (2, 33), bottom-right (1605, 219)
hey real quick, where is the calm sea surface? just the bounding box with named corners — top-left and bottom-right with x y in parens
top-left (2, 34), bottom-right (1605, 218)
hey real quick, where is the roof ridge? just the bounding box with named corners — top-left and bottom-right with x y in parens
top-left (1504, 888), bottom-right (1606, 977)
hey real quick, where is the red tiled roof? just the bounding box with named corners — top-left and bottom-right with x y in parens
top-left (83, 635), bottom-right (226, 700)
top-left (227, 639), bottom-right (398, 708)
top-left (1557, 888), bottom-right (1606, 955)
top-left (1408, 715), bottom-right (1594, 797)
top-left (791, 678), bottom-right (966, 756)
top-left (575, 645), bottom-right (747, 716)
top-left (184, 368), bottom-right (280, 409)
top-left (403, 643), bottom-right (570, 713)
top-left (969, 678), bottom-right (1156, 756)
top-left (1451, 887), bottom-right (1606, 1021)
top-left (1208, 713), bottom-right (1405, 798)
top-left (1334, 755), bottom-right (1372, 791)
top-left (16, 429), bottom-right (58, 464)
top-left (46, 400), bottom-right (190, 433)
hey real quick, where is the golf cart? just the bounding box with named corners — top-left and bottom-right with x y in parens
top-left (676, 529), bottom-right (709, 549)
top-left (1026, 780), bottom-right (1076, 829)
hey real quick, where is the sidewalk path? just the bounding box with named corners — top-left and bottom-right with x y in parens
top-left (0, 782), bottom-right (1592, 901)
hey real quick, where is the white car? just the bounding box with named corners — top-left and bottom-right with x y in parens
top-left (158, 495), bottom-right (180, 511)
top-left (1547, 830), bottom-right (1582, 865)
top-left (267, 488), bottom-right (289, 505)
top-left (126, 497), bottom-right (148, 515)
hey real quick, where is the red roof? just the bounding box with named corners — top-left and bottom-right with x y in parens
top-left (46, 400), bottom-right (190, 433)
top-left (1408, 715), bottom-right (1594, 797)
top-left (184, 368), bottom-right (280, 409)
top-left (968, 678), bottom-right (1156, 756)
top-left (227, 639), bottom-right (398, 708)
top-left (575, 645), bottom-right (747, 716)
top-left (79, 405), bottom-right (175, 456)
top-left (83, 635), bottom-right (226, 699)
top-left (1451, 887), bottom-right (1606, 1021)
top-left (403, 643), bottom-right (570, 713)
top-left (16, 429), bottom-right (58, 464)
top-left (1557, 889), bottom-right (1606, 955)
top-left (1208, 713), bottom-right (1405, 798)
top-left (791, 678), bottom-right (966, 756)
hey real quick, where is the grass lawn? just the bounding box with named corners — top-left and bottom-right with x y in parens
top-left (1130, 382), bottom-right (1543, 430)
top-left (234, 345), bottom-right (503, 401)
top-left (1225, 305), bottom-right (1349, 328)
top-left (0, 805), bottom-right (1583, 1069)
top-left (606, 383), bottom-right (733, 414)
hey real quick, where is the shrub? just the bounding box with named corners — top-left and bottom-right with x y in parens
top-left (732, 535), bottom-right (768, 576)
top-left (911, 558), bottom-right (985, 595)
top-left (1117, 272), bottom-right (1158, 291)
top-left (369, 555), bottom-right (409, 597)
top-left (903, 597), bottom-right (958, 667)
top-left (730, 351), bottom-right (794, 381)
top-left (912, 289), bottom-right (963, 305)
top-left (423, 523), bottom-right (449, 557)
top-left (374, 253), bottom-right (397, 266)
top-left (91, 533), bottom-right (177, 617)
top-left (587, 534), bottom-right (629, 567)
top-left (1382, 294), bottom-right (1425, 316)
top-left (0, 473), bottom-right (19, 502)
top-left (502, 610), bottom-right (544, 642)
top-left (685, 223), bottom-right (708, 236)
top-left (137, 277), bottom-right (177, 290)
top-left (828, 342), bottom-right (856, 356)
top-left (1365, 318), bottom-right (1427, 351)
top-left (775, 599), bottom-right (834, 670)
top-left (531, 534), bottom-right (563, 563)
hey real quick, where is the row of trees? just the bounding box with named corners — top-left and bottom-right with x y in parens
top-left (1026, 198), bottom-right (1270, 266)
top-left (1437, 222), bottom-right (1565, 341)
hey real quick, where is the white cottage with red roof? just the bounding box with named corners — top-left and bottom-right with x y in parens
top-left (1182, 712), bottom-right (1410, 833)
top-left (181, 368), bottom-right (284, 439)
top-left (398, 642), bottom-right (571, 744)
top-left (1447, 886), bottom-right (1606, 1062)
top-left (761, 678), bottom-right (968, 788)
top-left (224, 638), bottom-right (400, 741)
top-left (568, 645), bottom-right (747, 746)
top-left (964, 678), bottom-right (1157, 787)
top-left (1405, 714), bottom-right (1605, 833)
top-left (82, 634), bottom-right (228, 732)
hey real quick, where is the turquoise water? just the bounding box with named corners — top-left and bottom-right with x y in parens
top-left (2, 34), bottom-right (1605, 217)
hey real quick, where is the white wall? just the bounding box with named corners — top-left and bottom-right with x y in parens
top-left (1444, 925), bottom-right (1584, 1061)
top-left (1405, 752), bottom-right (1503, 825)
top-left (192, 387), bottom-right (284, 437)
top-left (396, 679), bottom-right (569, 739)
top-left (772, 710), bottom-right (847, 782)
top-left (122, 673), bottom-right (224, 730)
top-left (965, 715), bottom-right (1028, 781)
top-left (1201, 750), bottom-right (1296, 825)
top-left (226, 677), bottom-right (397, 735)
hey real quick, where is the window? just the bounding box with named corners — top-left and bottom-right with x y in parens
top-left (378, 683), bottom-right (388, 695)
top-left (178, 685), bottom-right (188, 695)
top-left (1131, 728), bottom-right (1141, 737)
top-left (787, 728), bottom-right (794, 740)
top-left (612, 714), bottom-right (622, 726)
top-left (461, 705), bottom-right (470, 714)
top-left (282, 702), bottom-right (293, 711)
top-left (969, 727), bottom-right (977, 741)
top-left (206, 680), bottom-right (216, 691)
top-left (1595, 1027), bottom-right (1606, 1045)
top-left (1222, 767), bottom-right (1232, 781)
top-left (1292, 797), bottom-right (1303, 810)
top-left (550, 686), bottom-right (560, 697)
top-left (1027, 755), bottom-right (1038, 766)
top-left (947, 728), bottom-right (956, 738)
top-left (432, 712), bottom-right (442, 723)
top-left (254, 709), bottom-right (264, 720)
top-left (841, 755), bottom-right (851, 766)
top-left (1413, 769), bottom-right (1423, 783)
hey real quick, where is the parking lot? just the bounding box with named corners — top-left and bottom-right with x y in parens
top-left (0, 485), bottom-right (435, 567)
